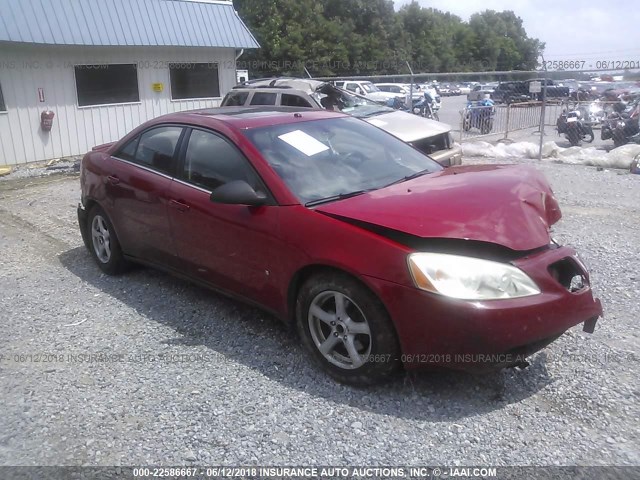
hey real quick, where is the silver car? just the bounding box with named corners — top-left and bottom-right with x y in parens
top-left (223, 78), bottom-right (462, 167)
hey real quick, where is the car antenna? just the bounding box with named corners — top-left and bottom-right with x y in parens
top-left (304, 67), bottom-right (312, 79)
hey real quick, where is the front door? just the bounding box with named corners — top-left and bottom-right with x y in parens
top-left (166, 128), bottom-right (284, 312)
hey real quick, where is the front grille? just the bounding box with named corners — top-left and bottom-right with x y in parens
top-left (412, 133), bottom-right (450, 155)
top-left (548, 257), bottom-right (588, 292)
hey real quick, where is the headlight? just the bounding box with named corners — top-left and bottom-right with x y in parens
top-left (407, 253), bottom-right (541, 300)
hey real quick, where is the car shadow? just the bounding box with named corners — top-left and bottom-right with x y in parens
top-left (59, 246), bottom-right (554, 422)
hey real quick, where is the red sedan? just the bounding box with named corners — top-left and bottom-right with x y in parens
top-left (78, 107), bottom-right (602, 385)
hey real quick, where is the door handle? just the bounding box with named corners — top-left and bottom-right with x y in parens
top-left (107, 175), bottom-right (120, 185)
top-left (169, 199), bottom-right (190, 212)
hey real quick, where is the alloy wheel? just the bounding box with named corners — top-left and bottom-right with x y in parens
top-left (91, 215), bottom-right (112, 264)
top-left (307, 291), bottom-right (372, 370)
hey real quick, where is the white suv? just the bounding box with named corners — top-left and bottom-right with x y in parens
top-left (333, 80), bottom-right (400, 103)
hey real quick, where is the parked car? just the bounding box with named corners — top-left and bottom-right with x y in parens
top-left (332, 80), bottom-right (398, 103)
top-left (457, 83), bottom-right (472, 95)
top-left (467, 84), bottom-right (496, 101)
top-left (78, 107), bottom-right (602, 385)
top-left (375, 83), bottom-right (423, 101)
top-left (492, 82), bottom-right (532, 104)
top-left (525, 79), bottom-right (571, 100)
top-left (222, 78), bottom-right (461, 166)
top-left (437, 84), bottom-right (460, 97)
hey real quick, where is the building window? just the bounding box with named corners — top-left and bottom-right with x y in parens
top-left (170, 63), bottom-right (220, 100)
top-left (0, 81), bottom-right (6, 111)
top-left (75, 64), bottom-right (140, 107)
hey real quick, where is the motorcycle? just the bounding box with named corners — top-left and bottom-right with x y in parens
top-left (389, 92), bottom-right (440, 121)
top-left (556, 108), bottom-right (595, 146)
top-left (412, 92), bottom-right (439, 121)
top-left (601, 101), bottom-right (640, 147)
top-left (462, 100), bottom-right (495, 134)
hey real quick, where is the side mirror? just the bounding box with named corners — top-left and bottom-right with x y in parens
top-left (210, 180), bottom-right (267, 206)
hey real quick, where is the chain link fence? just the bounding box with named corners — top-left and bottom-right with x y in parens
top-left (316, 68), bottom-right (639, 162)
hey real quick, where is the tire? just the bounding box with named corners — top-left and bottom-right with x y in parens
top-left (567, 128), bottom-right (581, 146)
top-left (87, 205), bottom-right (129, 275)
top-left (296, 272), bottom-right (401, 386)
top-left (584, 126), bottom-right (595, 143)
top-left (480, 118), bottom-right (493, 135)
top-left (432, 111), bottom-right (440, 121)
top-left (612, 131), bottom-right (626, 148)
top-left (462, 113), bottom-right (471, 131)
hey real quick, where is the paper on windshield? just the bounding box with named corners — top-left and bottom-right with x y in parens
top-left (278, 130), bottom-right (329, 156)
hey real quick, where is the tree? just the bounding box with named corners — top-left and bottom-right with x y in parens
top-left (233, 0), bottom-right (544, 77)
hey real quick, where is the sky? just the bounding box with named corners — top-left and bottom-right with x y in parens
top-left (394, 0), bottom-right (640, 70)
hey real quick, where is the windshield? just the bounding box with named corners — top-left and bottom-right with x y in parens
top-left (244, 117), bottom-right (443, 206)
top-left (317, 85), bottom-right (393, 118)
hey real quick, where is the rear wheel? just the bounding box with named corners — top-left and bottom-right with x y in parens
top-left (296, 272), bottom-right (401, 386)
top-left (584, 126), bottom-right (595, 143)
top-left (612, 131), bottom-right (626, 148)
top-left (87, 205), bottom-right (128, 275)
top-left (480, 117), bottom-right (493, 135)
top-left (567, 128), bottom-right (581, 146)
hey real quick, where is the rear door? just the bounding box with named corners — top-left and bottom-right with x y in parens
top-left (107, 125), bottom-right (185, 267)
top-left (166, 127), bottom-right (284, 311)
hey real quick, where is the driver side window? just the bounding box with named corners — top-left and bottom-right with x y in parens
top-left (181, 129), bottom-right (261, 192)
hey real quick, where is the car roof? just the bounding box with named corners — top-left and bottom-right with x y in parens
top-left (239, 78), bottom-right (326, 93)
top-left (154, 106), bottom-right (345, 130)
top-left (229, 87), bottom-right (310, 95)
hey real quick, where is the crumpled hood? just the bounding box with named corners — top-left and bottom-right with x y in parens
top-left (316, 164), bottom-right (561, 251)
top-left (366, 110), bottom-right (451, 142)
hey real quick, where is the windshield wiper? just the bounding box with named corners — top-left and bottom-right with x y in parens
top-left (305, 189), bottom-right (372, 207)
top-left (384, 168), bottom-right (434, 187)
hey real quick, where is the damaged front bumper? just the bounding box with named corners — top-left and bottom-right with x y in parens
top-left (364, 245), bottom-right (603, 371)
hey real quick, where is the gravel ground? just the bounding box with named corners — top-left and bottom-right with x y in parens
top-left (0, 157), bottom-right (638, 469)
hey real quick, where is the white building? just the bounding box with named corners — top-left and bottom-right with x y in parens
top-left (0, 0), bottom-right (259, 166)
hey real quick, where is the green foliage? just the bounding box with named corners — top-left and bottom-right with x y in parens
top-left (234, 0), bottom-right (544, 76)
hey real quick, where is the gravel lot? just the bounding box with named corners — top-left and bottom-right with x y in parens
top-left (0, 154), bottom-right (638, 469)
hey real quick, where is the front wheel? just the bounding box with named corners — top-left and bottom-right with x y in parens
top-left (462, 113), bottom-right (471, 131)
top-left (87, 205), bottom-right (129, 275)
top-left (296, 272), bottom-right (401, 386)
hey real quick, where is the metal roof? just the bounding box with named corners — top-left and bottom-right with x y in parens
top-left (0, 0), bottom-right (259, 48)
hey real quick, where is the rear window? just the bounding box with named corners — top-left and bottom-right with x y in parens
top-left (223, 91), bottom-right (250, 107)
top-left (116, 126), bottom-right (183, 175)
